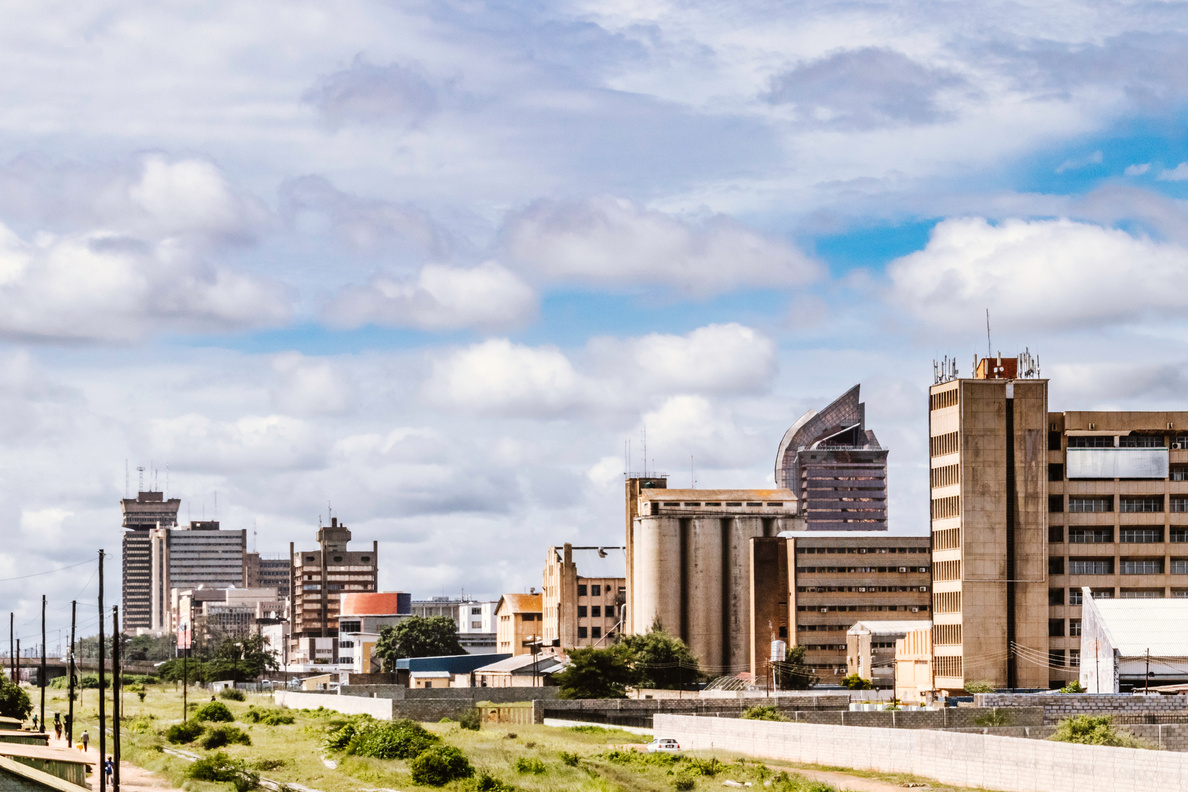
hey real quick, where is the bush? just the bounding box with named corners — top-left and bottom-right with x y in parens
top-left (409, 745), bottom-right (474, 786)
top-left (165, 720), bottom-right (205, 744)
top-left (559, 750), bottom-right (580, 767)
top-left (254, 758), bottom-right (285, 771)
top-left (219, 688), bottom-right (246, 701)
top-left (513, 756), bottom-right (546, 774)
top-left (0, 677), bottom-right (31, 720)
top-left (673, 778), bottom-right (695, 791)
top-left (476, 773), bottom-right (515, 791)
top-left (963, 680), bottom-right (995, 694)
top-left (458, 707), bottom-right (482, 731)
top-left (195, 701), bottom-right (234, 722)
top-left (323, 721), bottom-right (360, 752)
top-left (188, 752), bottom-right (260, 792)
top-left (349, 719), bottom-right (439, 760)
top-left (972, 709), bottom-right (1013, 727)
top-left (1049, 715), bottom-right (1154, 748)
top-left (244, 707), bottom-right (294, 725)
top-left (741, 705), bottom-right (788, 722)
top-left (841, 674), bottom-right (873, 690)
top-left (201, 725), bottom-right (252, 749)
top-left (1059, 681), bottom-right (1086, 694)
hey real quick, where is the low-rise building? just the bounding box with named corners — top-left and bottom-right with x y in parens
top-left (1080, 588), bottom-right (1188, 693)
top-left (495, 593), bottom-right (542, 656)
top-left (894, 626), bottom-right (935, 703)
top-left (473, 653), bottom-right (567, 688)
top-left (336, 592), bottom-right (412, 672)
top-left (846, 620), bottom-right (930, 688)
top-left (542, 544), bottom-right (626, 649)
top-left (456, 600), bottom-right (498, 654)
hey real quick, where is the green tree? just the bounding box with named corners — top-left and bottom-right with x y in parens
top-left (1049, 715), bottom-right (1152, 748)
top-left (554, 645), bottom-right (638, 699)
top-left (0, 676), bottom-right (31, 720)
top-left (376, 617), bottom-right (464, 669)
top-left (124, 633), bottom-right (177, 662)
top-left (619, 625), bottom-right (702, 689)
top-left (775, 645), bottom-right (817, 690)
top-left (842, 673), bottom-right (872, 690)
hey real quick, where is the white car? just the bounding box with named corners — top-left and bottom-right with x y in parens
top-left (646, 738), bottom-right (681, 753)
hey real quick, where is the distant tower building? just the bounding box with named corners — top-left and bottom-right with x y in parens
top-left (774, 385), bottom-right (889, 531)
top-left (150, 521), bottom-right (247, 632)
top-left (121, 490), bottom-right (181, 633)
top-left (245, 553), bottom-right (291, 599)
top-left (289, 517), bottom-right (378, 664)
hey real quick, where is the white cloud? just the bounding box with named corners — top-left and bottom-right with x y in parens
top-left (270, 353), bottom-right (351, 416)
top-left (1158, 163), bottom-right (1188, 181)
top-left (129, 155), bottom-right (266, 241)
top-left (889, 217), bottom-right (1188, 330)
top-left (422, 339), bottom-right (588, 416)
top-left (1055, 150), bottom-right (1102, 174)
top-left (323, 262), bottom-right (536, 331)
top-left (640, 395), bottom-right (765, 469)
top-left (1125, 163), bottom-right (1151, 176)
top-left (503, 197), bottom-right (821, 296)
top-left (144, 413), bottom-right (327, 472)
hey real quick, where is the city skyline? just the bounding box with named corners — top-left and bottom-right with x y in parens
top-left (4, 2), bottom-right (1188, 634)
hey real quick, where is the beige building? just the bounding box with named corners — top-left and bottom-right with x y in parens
top-left (473, 653), bottom-right (566, 687)
top-left (928, 354), bottom-right (1050, 692)
top-left (121, 490), bottom-right (181, 633)
top-left (495, 593), bottom-right (542, 656)
top-left (846, 620), bottom-right (930, 687)
top-left (289, 517), bottom-right (378, 663)
top-left (246, 553), bottom-right (291, 599)
top-left (895, 626), bottom-right (935, 702)
top-left (750, 534), bottom-right (931, 686)
top-left (542, 544), bottom-right (626, 649)
top-left (150, 520), bottom-right (247, 632)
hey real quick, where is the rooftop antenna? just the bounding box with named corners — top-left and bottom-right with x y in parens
top-left (165, 465), bottom-right (170, 500)
top-left (691, 455), bottom-right (695, 489)
top-left (986, 309), bottom-right (992, 361)
top-left (137, 466), bottom-right (145, 492)
top-left (152, 463), bottom-right (158, 492)
top-left (124, 460), bottom-right (129, 498)
top-left (252, 520), bottom-right (257, 553)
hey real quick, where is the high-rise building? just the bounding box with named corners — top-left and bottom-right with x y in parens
top-left (289, 517), bottom-right (378, 664)
top-left (245, 553), bottom-right (291, 599)
top-left (150, 521), bottom-right (247, 632)
top-left (928, 354), bottom-right (1050, 691)
top-left (542, 544), bottom-right (626, 649)
top-left (774, 385), bottom-right (890, 531)
top-left (121, 490), bottom-right (181, 633)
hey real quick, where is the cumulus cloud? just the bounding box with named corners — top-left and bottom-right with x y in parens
top-left (323, 262), bottom-right (536, 331)
top-left (888, 217), bottom-right (1188, 330)
top-left (503, 197), bottom-right (820, 295)
top-left (640, 395), bottom-right (765, 469)
top-left (422, 339), bottom-right (588, 416)
top-left (144, 413), bottom-right (327, 472)
top-left (1158, 163), bottom-right (1188, 182)
top-left (764, 47), bottom-right (964, 129)
top-left (303, 56), bottom-right (437, 126)
top-left (270, 353), bottom-right (352, 416)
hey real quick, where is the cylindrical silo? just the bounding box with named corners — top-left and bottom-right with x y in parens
top-left (632, 515), bottom-right (681, 639)
top-left (685, 516), bottom-right (724, 670)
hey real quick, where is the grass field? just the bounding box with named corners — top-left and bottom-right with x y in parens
top-left (23, 683), bottom-right (997, 792)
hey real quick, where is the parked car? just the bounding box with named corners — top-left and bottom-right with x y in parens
top-left (646, 738), bottom-right (680, 753)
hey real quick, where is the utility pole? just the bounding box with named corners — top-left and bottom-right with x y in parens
top-left (39, 595), bottom-right (45, 733)
top-left (1146, 648), bottom-right (1151, 695)
top-left (68, 600), bottom-right (76, 746)
top-left (8, 612), bottom-right (12, 682)
top-left (98, 549), bottom-right (106, 792)
top-left (112, 606), bottom-right (120, 792)
top-left (14, 639), bottom-right (18, 688)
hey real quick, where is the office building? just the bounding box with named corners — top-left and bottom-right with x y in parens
top-left (750, 533), bottom-right (931, 686)
top-left (121, 490), bottom-right (181, 632)
top-left (246, 553), bottom-right (291, 599)
top-left (928, 353), bottom-right (1050, 692)
top-left (150, 521), bottom-right (246, 632)
top-left (774, 385), bottom-right (890, 531)
top-left (290, 517), bottom-right (378, 664)
top-left (846, 620), bottom-right (931, 687)
top-left (455, 600), bottom-right (498, 654)
top-left (542, 544), bottom-right (626, 649)
top-left (495, 593), bottom-right (542, 656)
top-left (337, 592), bottom-right (412, 673)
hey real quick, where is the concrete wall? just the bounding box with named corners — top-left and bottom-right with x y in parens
top-left (274, 690), bottom-right (395, 719)
top-left (278, 685), bottom-right (560, 722)
top-left (536, 694), bottom-right (850, 728)
top-left (979, 693), bottom-right (1188, 724)
top-left (654, 713), bottom-right (1188, 792)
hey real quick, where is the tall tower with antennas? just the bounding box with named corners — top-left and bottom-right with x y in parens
top-left (120, 475), bottom-right (182, 633)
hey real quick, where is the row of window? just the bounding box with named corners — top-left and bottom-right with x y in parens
top-left (577, 626), bottom-right (609, 639)
top-left (799, 585), bottom-right (928, 593)
top-left (576, 584), bottom-right (624, 597)
top-left (932, 496), bottom-right (960, 520)
top-left (1048, 558), bottom-right (1188, 575)
top-left (796, 566), bottom-right (929, 574)
top-left (934, 591), bottom-right (961, 613)
top-left (934, 560), bottom-right (961, 581)
top-left (930, 389), bottom-right (958, 411)
top-left (576, 605), bottom-right (616, 618)
top-left (931, 464), bottom-right (959, 489)
top-left (1051, 587), bottom-right (1188, 604)
top-left (934, 527), bottom-right (960, 550)
top-left (1052, 527), bottom-right (1188, 543)
top-left (1050, 495), bottom-right (1188, 513)
top-left (934, 624), bottom-right (961, 645)
top-left (796, 604), bottom-right (927, 613)
top-left (796, 547), bottom-right (926, 555)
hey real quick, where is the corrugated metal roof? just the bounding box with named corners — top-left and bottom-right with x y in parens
top-left (1091, 597), bottom-right (1188, 657)
top-left (472, 653), bottom-right (567, 674)
top-left (497, 593), bottom-right (541, 614)
top-left (570, 547), bottom-right (626, 580)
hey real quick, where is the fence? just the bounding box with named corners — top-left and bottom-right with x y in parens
top-left (480, 702), bottom-right (534, 726)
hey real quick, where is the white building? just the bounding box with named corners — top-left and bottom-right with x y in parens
top-left (151, 521), bottom-right (246, 632)
top-left (1080, 588), bottom-right (1188, 693)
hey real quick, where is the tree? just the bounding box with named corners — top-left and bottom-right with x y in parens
top-left (619, 625), bottom-right (702, 689)
top-left (376, 617), bottom-right (464, 669)
top-left (125, 634), bottom-right (178, 662)
top-left (554, 645), bottom-right (638, 699)
top-left (775, 645), bottom-right (817, 690)
top-left (0, 676), bottom-right (31, 720)
top-left (842, 673), bottom-right (872, 690)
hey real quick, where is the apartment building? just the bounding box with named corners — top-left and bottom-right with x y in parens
top-left (542, 544), bottom-right (626, 649)
top-left (246, 553), bottom-right (291, 599)
top-left (150, 521), bottom-right (247, 632)
top-left (495, 593), bottom-right (542, 656)
top-left (750, 533), bottom-right (931, 686)
top-left (120, 490), bottom-right (181, 632)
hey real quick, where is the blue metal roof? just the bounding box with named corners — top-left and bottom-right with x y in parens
top-left (394, 653), bottom-right (511, 674)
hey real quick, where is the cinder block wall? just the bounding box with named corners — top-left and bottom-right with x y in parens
top-left (979, 693), bottom-right (1188, 724)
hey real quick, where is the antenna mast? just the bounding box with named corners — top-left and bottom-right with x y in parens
top-left (986, 309), bottom-right (992, 361)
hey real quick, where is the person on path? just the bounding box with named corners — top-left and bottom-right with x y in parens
top-left (81, 730), bottom-right (88, 752)
top-left (104, 756), bottom-right (113, 785)
top-left (30, 714), bottom-right (36, 732)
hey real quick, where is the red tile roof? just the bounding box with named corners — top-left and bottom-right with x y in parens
top-left (340, 592), bottom-right (405, 616)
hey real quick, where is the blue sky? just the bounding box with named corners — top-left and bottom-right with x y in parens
top-left (8, 0), bottom-right (1188, 641)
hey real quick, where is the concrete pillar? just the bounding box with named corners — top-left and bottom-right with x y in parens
top-left (632, 516), bottom-right (681, 639)
top-left (726, 517), bottom-right (766, 670)
top-left (686, 517), bottom-right (724, 669)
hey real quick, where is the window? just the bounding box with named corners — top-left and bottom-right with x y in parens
top-left (1069, 528), bottom-right (1112, 544)
top-left (339, 620), bottom-right (361, 633)
top-left (934, 527), bottom-right (960, 550)
top-left (591, 584), bottom-right (601, 596)
top-left (1069, 588), bottom-right (1083, 605)
top-left (1070, 650), bottom-right (1080, 667)
top-left (1069, 436), bottom-right (1114, 448)
top-left (934, 560), bottom-right (961, 581)
top-left (605, 605), bottom-right (615, 617)
top-left (1173, 498), bottom-right (1188, 513)
top-left (933, 624), bottom-right (961, 645)
top-left (1091, 588), bottom-right (1114, 599)
top-left (1121, 558), bottom-right (1163, 575)
top-left (1049, 431), bottom-right (1062, 451)
top-left (1049, 463), bottom-right (1064, 482)
top-left (1049, 525), bottom-right (1064, 543)
top-left (472, 607), bottom-right (482, 615)
top-left (1173, 529), bottom-right (1188, 543)
top-left (591, 606), bottom-right (601, 618)
top-left (1049, 588), bottom-right (1064, 606)
top-left (361, 556), bottom-right (370, 562)
top-left (1172, 467), bottom-right (1188, 481)
top-left (1121, 527), bottom-right (1163, 543)
top-left (1120, 434), bottom-right (1164, 448)
top-left (1120, 589), bottom-right (1162, 598)
top-left (1049, 495), bottom-right (1064, 513)
top-left (930, 432), bottom-right (958, 457)
top-left (1069, 497), bottom-right (1112, 513)
top-left (1069, 559), bottom-right (1112, 575)
top-left (577, 585), bottom-right (587, 596)
top-left (1049, 649), bottom-right (1066, 669)
top-left (931, 465), bottom-right (960, 489)
top-left (1173, 559), bottom-right (1188, 574)
top-left (1049, 557), bottom-right (1064, 575)
top-left (591, 627), bottom-right (601, 639)
top-left (1121, 496), bottom-right (1163, 513)
top-left (578, 627), bottom-right (587, 639)
top-left (1174, 590), bottom-right (1188, 599)
top-left (471, 621), bottom-right (482, 629)
top-left (1049, 619), bottom-right (1065, 637)
top-left (778, 626), bottom-right (787, 638)
top-left (577, 606), bottom-right (587, 618)
top-left (930, 389), bottom-right (958, 410)
top-left (1069, 620), bottom-right (1081, 636)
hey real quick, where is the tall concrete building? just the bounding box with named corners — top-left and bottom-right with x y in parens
top-left (775, 386), bottom-right (889, 531)
top-left (290, 517), bottom-right (378, 664)
top-left (542, 544), bottom-right (626, 649)
top-left (150, 520), bottom-right (247, 632)
top-left (245, 553), bottom-right (291, 599)
top-left (928, 354), bottom-right (1050, 691)
top-left (121, 490), bottom-right (181, 633)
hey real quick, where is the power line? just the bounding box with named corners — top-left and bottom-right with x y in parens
top-left (0, 559), bottom-right (91, 583)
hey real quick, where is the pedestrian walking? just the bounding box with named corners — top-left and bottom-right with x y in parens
top-left (30, 714), bottom-right (36, 731)
top-left (81, 730), bottom-right (88, 752)
top-left (104, 756), bottom-right (113, 785)
top-left (54, 720), bottom-right (61, 740)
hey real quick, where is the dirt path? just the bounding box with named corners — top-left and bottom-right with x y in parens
top-left (47, 732), bottom-right (183, 792)
top-left (782, 766), bottom-right (924, 792)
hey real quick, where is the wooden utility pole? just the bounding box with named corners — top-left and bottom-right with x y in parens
top-left (112, 606), bottom-right (120, 792)
top-left (39, 595), bottom-right (45, 733)
top-left (98, 550), bottom-right (106, 792)
top-left (8, 612), bottom-right (12, 682)
top-left (14, 639), bottom-right (18, 687)
top-left (68, 600), bottom-right (76, 746)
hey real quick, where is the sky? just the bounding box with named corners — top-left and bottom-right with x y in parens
top-left (7, 0), bottom-right (1188, 646)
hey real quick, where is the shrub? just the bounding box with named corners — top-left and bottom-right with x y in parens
top-left (686, 757), bottom-right (719, 777)
top-left (323, 722), bottom-right (360, 752)
top-left (741, 705), bottom-right (788, 722)
top-left (201, 725), bottom-right (252, 749)
top-left (254, 758), bottom-right (285, 771)
top-left (349, 719), bottom-right (439, 760)
top-left (245, 707), bottom-right (295, 725)
top-left (219, 688), bottom-right (247, 701)
top-left (476, 773), bottom-right (515, 791)
top-left (409, 745), bottom-right (474, 787)
top-left (513, 756), bottom-right (546, 774)
top-left (0, 677), bottom-right (31, 720)
top-left (165, 720), bottom-right (205, 744)
top-left (458, 707), bottom-right (482, 731)
top-left (973, 709), bottom-right (1013, 727)
top-left (195, 701), bottom-right (234, 722)
top-left (841, 673), bottom-right (873, 690)
top-left (673, 778), bottom-right (695, 791)
top-left (963, 680), bottom-right (995, 694)
top-left (1059, 681), bottom-right (1086, 694)
top-left (187, 752), bottom-right (259, 792)
top-left (559, 750), bottom-right (580, 767)
top-left (1050, 715), bottom-right (1154, 748)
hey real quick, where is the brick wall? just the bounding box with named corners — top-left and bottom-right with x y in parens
top-left (654, 713), bottom-right (1188, 792)
top-left (535, 694), bottom-right (849, 728)
top-left (979, 693), bottom-right (1188, 724)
